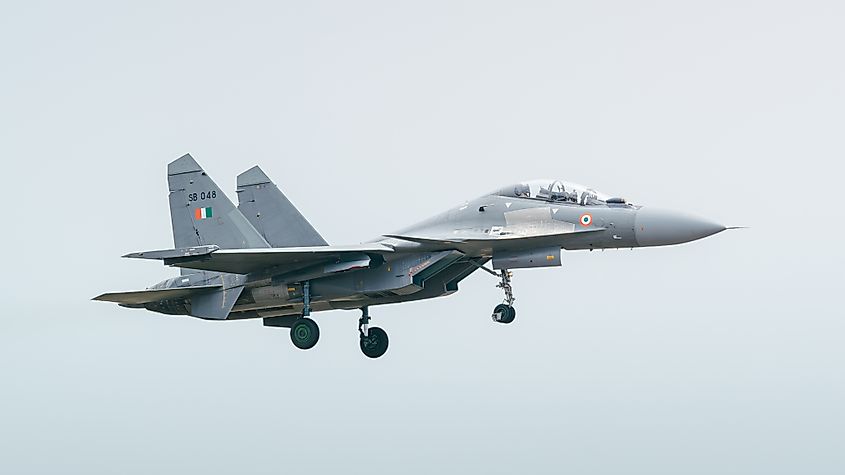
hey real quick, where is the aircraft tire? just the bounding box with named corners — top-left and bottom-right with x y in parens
top-left (290, 317), bottom-right (320, 350)
top-left (360, 327), bottom-right (389, 358)
top-left (493, 304), bottom-right (516, 324)
top-left (504, 305), bottom-right (516, 323)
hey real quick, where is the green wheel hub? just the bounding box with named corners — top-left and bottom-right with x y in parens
top-left (290, 318), bottom-right (319, 350)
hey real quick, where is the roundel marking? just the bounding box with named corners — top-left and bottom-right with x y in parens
top-left (579, 213), bottom-right (593, 227)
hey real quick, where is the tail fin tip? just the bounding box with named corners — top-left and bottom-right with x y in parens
top-left (168, 153), bottom-right (203, 176)
top-left (237, 166), bottom-right (271, 187)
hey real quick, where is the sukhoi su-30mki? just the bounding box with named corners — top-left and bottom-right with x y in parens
top-left (95, 154), bottom-right (731, 358)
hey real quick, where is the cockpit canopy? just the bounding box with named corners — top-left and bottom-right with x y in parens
top-left (494, 179), bottom-right (612, 206)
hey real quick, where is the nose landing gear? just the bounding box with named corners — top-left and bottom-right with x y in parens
top-left (359, 306), bottom-right (389, 358)
top-left (468, 261), bottom-right (519, 324)
top-left (492, 269), bottom-right (516, 324)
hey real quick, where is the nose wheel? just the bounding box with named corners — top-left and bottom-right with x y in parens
top-left (359, 306), bottom-right (388, 358)
top-left (492, 303), bottom-right (516, 324)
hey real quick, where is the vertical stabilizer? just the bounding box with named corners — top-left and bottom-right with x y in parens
top-left (167, 154), bottom-right (270, 250)
top-left (236, 166), bottom-right (328, 247)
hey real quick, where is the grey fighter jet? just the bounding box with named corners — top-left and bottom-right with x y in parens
top-left (95, 154), bottom-right (730, 358)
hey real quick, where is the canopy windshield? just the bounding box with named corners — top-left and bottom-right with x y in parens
top-left (495, 179), bottom-right (610, 206)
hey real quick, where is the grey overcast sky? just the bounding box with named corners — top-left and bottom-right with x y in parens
top-left (1, 1), bottom-right (843, 474)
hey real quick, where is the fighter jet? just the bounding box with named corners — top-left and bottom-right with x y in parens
top-left (95, 154), bottom-right (730, 358)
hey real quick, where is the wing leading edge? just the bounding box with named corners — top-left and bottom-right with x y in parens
top-left (123, 243), bottom-right (396, 274)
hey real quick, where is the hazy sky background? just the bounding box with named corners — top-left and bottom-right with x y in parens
top-left (1, 1), bottom-right (843, 473)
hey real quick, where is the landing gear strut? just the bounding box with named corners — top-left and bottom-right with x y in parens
top-left (358, 306), bottom-right (388, 358)
top-left (468, 261), bottom-right (519, 324)
top-left (492, 269), bottom-right (516, 324)
top-left (290, 281), bottom-right (320, 350)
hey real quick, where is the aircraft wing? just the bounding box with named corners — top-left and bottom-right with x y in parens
top-left (93, 285), bottom-right (222, 305)
top-left (124, 243), bottom-right (395, 274)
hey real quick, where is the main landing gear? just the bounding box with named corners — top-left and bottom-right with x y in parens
top-left (284, 282), bottom-right (389, 358)
top-left (290, 281), bottom-right (320, 350)
top-left (491, 269), bottom-right (516, 324)
top-left (359, 306), bottom-right (388, 359)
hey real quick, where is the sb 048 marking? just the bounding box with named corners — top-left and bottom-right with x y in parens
top-left (188, 191), bottom-right (217, 202)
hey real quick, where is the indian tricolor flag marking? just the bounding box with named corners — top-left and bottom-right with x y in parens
top-left (195, 207), bottom-right (213, 220)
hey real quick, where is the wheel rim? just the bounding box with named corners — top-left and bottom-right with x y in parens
top-left (292, 321), bottom-right (318, 348)
top-left (362, 335), bottom-right (378, 350)
top-left (361, 328), bottom-right (387, 357)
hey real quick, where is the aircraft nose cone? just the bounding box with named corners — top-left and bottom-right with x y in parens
top-left (635, 208), bottom-right (726, 247)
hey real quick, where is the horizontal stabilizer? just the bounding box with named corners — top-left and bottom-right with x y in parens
top-left (123, 245), bottom-right (219, 260)
top-left (92, 285), bottom-right (222, 305)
